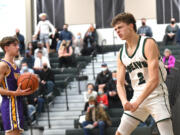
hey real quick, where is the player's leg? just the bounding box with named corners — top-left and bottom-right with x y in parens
top-left (6, 129), bottom-right (20, 135)
top-left (116, 114), bottom-right (140, 135)
top-left (146, 94), bottom-right (173, 135)
top-left (157, 119), bottom-right (174, 135)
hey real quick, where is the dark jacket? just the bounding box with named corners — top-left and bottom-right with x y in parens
top-left (85, 105), bottom-right (112, 126)
top-left (59, 30), bottom-right (73, 45)
top-left (95, 70), bottom-right (112, 92)
top-left (39, 68), bottom-right (54, 82)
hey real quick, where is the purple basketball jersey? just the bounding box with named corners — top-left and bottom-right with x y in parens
top-left (0, 60), bottom-right (24, 132)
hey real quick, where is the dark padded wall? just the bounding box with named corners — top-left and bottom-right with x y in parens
top-left (95, 0), bottom-right (124, 28)
top-left (156, 0), bottom-right (180, 24)
top-left (36, 0), bottom-right (64, 30)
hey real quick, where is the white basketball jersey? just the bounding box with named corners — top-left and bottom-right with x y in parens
top-left (120, 36), bottom-right (168, 98)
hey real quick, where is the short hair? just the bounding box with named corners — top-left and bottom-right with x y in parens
top-left (111, 12), bottom-right (137, 32)
top-left (164, 48), bottom-right (172, 55)
top-left (0, 36), bottom-right (19, 52)
top-left (87, 83), bottom-right (94, 88)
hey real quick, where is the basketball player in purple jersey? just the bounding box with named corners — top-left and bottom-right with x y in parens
top-left (0, 36), bottom-right (33, 135)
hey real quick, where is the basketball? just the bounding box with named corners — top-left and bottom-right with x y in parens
top-left (17, 73), bottom-right (39, 92)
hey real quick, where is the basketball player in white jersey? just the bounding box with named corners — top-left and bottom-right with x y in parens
top-left (111, 13), bottom-right (174, 135)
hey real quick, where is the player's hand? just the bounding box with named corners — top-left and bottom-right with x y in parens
top-left (123, 101), bottom-right (133, 111)
top-left (14, 83), bottom-right (32, 96)
top-left (130, 102), bottom-right (139, 112)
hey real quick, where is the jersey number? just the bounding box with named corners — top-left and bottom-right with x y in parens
top-left (137, 72), bottom-right (146, 85)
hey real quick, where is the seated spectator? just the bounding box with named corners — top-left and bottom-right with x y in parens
top-left (83, 83), bottom-right (97, 111)
top-left (58, 40), bottom-right (74, 68)
top-left (95, 63), bottom-right (112, 93)
top-left (163, 48), bottom-right (176, 74)
top-left (32, 35), bottom-right (38, 50)
top-left (82, 96), bottom-right (112, 135)
top-left (137, 18), bottom-right (152, 37)
top-left (34, 41), bottom-right (48, 59)
top-left (26, 91), bottom-right (45, 116)
top-left (39, 63), bottom-right (55, 94)
top-left (14, 53), bottom-right (23, 68)
top-left (125, 71), bottom-right (134, 101)
top-left (163, 18), bottom-right (179, 45)
top-left (34, 50), bottom-right (51, 73)
top-left (21, 50), bottom-right (35, 69)
top-left (97, 87), bottom-right (108, 109)
top-left (50, 28), bottom-right (60, 52)
top-left (81, 25), bottom-right (98, 56)
top-left (73, 33), bottom-right (83, 56)
top-left (108, 71), bottom-right (122, 108)
top-left (27, 42), bottom-right (35, 55)
top-left (20, 62), bottom-right (34, 74)
top-left (57, 24), bottom-right (73, 51)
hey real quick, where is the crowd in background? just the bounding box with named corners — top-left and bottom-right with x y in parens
top-left (7, 13), bottom-right (178, 132)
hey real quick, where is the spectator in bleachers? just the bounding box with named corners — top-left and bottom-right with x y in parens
top-left (57, 24), bottom-right (73, 51)
top-left (34, 41), bottom-right (48, 59)
top-left (82, 96), bottom-right (112, 135)
top-left (58, 40), bottom-right (73, 68)
top-left (163, 18), bottom-right (179, 45)
top-left (15, 28), bottom-right (25, 55)
top-left (49, 28), bottom-right (60, 52)
top-left (14, 53), bottom-right (23, 68)
top-left (34, 50), bottom-right (51, 73)
top-left (73, 33), bottom-right (83, 56)
top-left (26, 91), bottom-right (45, 116)
top-left (32, 35), bottom-right (38, 50)
top-left (97, 87), bottom-right (109, 109)
top-left (81, 24), bottom-right (98, 56)
top-left (39, 62), bottom-right (55, 94)
top-left (22, 50), bottom-right (35, 69)
top-left (108, 71), bottom-right (122, 108)
top-left (27, 42), bottom-right (35, 55)
top-left (125, 71), bottom-right (134, 101)
top-left (34, 13), bottom-right (55, 53)
top-left (95, 63), bottom-right (112, 93)
top-left (20, 62), bottom-right (34, 74)
top-left (137, 18), bottom-right (152, 37)
top-left (163, 48), bottom-right (176, 74)
top-left (84, 83), bottom-right (97, 111)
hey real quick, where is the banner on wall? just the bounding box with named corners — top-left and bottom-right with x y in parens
top-left (156, 0), bottom-right (180, 24)
top-left (95, 0), bottom-right (124, 28)
top-left (36, 0), bottom-right (64, 30)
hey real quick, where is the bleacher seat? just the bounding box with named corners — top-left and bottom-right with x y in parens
top-left (66, 127), bottom-right (152, 135)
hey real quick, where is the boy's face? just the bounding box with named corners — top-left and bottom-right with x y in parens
top-left (114, 22), bottom-right (133, 40)
top-left (6, 41), bottom-right (19, 56)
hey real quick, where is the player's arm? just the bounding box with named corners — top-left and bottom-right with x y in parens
top-left (131, 39), bottom-right (160, 111)
top-left (0, 62), bottom-right (31, 96)
top-left (117, 52), bottom-right (132, 110)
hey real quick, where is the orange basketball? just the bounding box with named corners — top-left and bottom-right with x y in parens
top-left (17, 73), bottom-right (39, 92)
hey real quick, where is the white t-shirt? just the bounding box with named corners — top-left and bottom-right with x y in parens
top-left (34, 48), bottom-right (49, 59)
top-left (34, 56), bottom-right (51, 69)
top-left (35, 20), bottom-right (55, 35)
top-left (84, 91), bottom-right (97, 102)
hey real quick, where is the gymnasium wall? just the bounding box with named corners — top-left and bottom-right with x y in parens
top-left (1, 0), bottom-right (180, 45)
top-left (64, 0), bottom-right (95, 25)
top-left (0, 0), bottom-right (26, 39)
